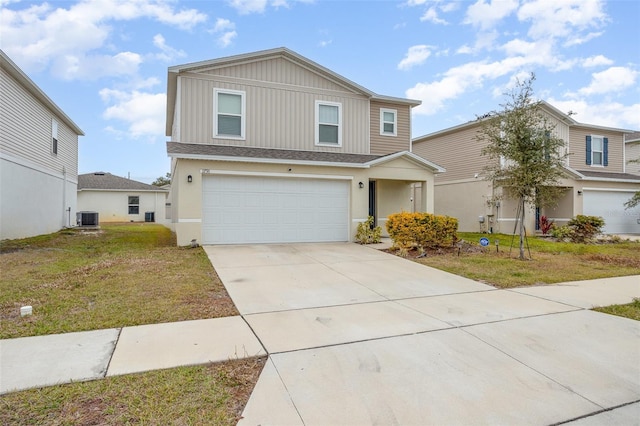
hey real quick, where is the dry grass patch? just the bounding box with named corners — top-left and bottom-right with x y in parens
top-left (0, 357), bottom-right (266, 425)
top-left (403, 233), bottom-right (640, 288)
top-left (0, 224), bottom-right (238, 339)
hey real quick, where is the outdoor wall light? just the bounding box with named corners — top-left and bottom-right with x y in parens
top-left (577, 190), bottom-right (583, 196)
top-left (359, 181), bottom-right (364, 189)
top-left (187, 175), bottom-right (193, 183)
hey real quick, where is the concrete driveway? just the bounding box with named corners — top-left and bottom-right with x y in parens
top-left (203, 243), bottom-right (640, 425)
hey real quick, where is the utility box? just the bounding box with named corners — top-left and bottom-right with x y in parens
top-left (145, 211), bottom-right (155, 222)
top-left (77, 211), bottom-right (99, 226)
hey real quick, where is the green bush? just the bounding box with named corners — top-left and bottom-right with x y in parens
top-left (567, 215), bottom-right (605, 243)
top-left (550, 225), bottom-right (572, 241)
top-left (386, 212), bottom-right (458, 249)
top-left (355, 216), bottom-right (382, 244)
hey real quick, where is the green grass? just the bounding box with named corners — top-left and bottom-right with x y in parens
top-left (412, 232), bottom-right (640, 288)
top-left (593, 298), bottom-right (640, 321)
top-left (0, 224), bottom-right (238, 339)
top-left (0, 357), bottom-right (265, 426)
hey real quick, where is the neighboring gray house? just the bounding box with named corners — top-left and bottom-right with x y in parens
top-left (1, 49), bottom-right (84, 240)
top-left (413, 101), bottom-right (640, 234)
top-left (625, 132), bottom-right (640, 176)
top-left (77, 172), bottom-right (168, 223)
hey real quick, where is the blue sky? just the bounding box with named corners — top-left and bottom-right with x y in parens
top-left (2, 0), bottom-right (639, 183)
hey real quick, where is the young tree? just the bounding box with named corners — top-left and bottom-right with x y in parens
top-left (477, 74), bottom-right (569, 260)
top-left (625, 157), bottom-right (639, 209)
top-left (152, 172), bottom-right (171, 186)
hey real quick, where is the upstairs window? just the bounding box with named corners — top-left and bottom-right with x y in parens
top-left (380, 108), bottom-right (397, 136)
top-left (128, 196), bottom-right (140, 215)
top-left (586, 135), bottom-right (608, 166)
top-left (214, 89), bottom-right (245, 139)
top-left (315, 101), bottom-right (342, 146)
top-left (52, 119), bottom-right (58, 155)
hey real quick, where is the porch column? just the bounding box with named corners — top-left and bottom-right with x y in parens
top-left (421, 180), bottom-right (434, 213)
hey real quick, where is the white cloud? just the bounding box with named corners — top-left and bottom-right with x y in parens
top-left (100, 88), bottom-right (167, 139)
top-left (0, 0), bottom-right (206, 76)
top-left (152, 34), bottom-right (186, 62)
top-left (318, 40), bottom-right (332, 47)
top-left (578, 67), bottom-right (638, 96)
top-left (420, 7), bottom-right (448, 24)
top-left (582, 55), bottom-right (613, 68)
top-left (546, 98), bottom-right (640, 130)
top-left (564, 31), bottom-right (603, 47)
top-left (51, 51), bottom-right (143, 80)
top-left (398, 45), bottom-right (433, 70)
top-left (517, 0), bottom-right (607, 41)
top-left (211, 18), bottom-right (237, 48)
top-left (463, 0), bottom-right (518, 30)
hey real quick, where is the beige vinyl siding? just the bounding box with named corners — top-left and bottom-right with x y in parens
top-left (0, 67), bottom-right (78, 177)
top-left (369, 101), bottom-right (411, 155)
top-left (202, 57), bottom-right (356, 94)
top-left (413, 124), bottom-right (490, 182)
top-left (569, 127), bottom-right (624, 172)
top-left (179, 73), bottom-right (370, 153)
top-left (626, 142), bottom-right (640, 175)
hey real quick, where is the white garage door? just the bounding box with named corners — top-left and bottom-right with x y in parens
top-left (202, 175), bottom-right (349, 244)
top-left (583, 190), bottom-right (640, 234)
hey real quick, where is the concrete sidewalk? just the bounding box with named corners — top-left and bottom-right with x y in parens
top-left (0, 316), bottom-right (265, 394)
top-left (1, 242), bottom-right (638, 426)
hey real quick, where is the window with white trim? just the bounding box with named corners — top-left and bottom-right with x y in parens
top-left (128, 196), bottom-right (140, 215)
top-left (380, 108), bottom-right (397, 136)
top-left (590, 135), bottom-right (604, 166)
top-left (52, 119), bottom-right (58, 155)
top-left (214, 89), bottom-right (245, 139)
top-left (315, 101), bottom-right (342, 146)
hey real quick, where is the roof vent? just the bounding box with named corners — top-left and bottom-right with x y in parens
top-left (94, 172), bottom-right (105, 176)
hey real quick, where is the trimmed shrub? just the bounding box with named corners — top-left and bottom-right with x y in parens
top-left (550, 225), bottom-right (572, 241)
top-left (567, 215), bottom-right (605, 243)
top-left (386, 212), bottom-right (458, 250)
top-left (355, 216), bottom-right (382, 245)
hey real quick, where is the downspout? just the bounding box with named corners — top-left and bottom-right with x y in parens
top-left (62, 166), bottom-right (67, 228)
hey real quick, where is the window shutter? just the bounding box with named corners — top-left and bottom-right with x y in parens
top-left (603, 137), bottom-right (608, 166)
top-left (585, 135), bottom-right (592, 165)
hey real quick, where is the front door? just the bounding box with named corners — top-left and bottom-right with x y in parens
top-left (368, 181), bottom-right (376, 229)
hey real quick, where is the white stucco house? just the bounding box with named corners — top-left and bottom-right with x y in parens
top-left (165, 47), bottom-right (444, 246)
top-left (77, 172), bottom-right (168, 224)
top-left (1, 49), bottom-right (84, 240)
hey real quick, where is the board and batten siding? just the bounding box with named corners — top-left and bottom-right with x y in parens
top-left (0, 67), bottom-right (78, 178)
top-left (178, 72), bottom-right (370, 154)
top-left (369, 101), bottom-right (411, 155)
top-left (569, 126), bottom-right (624, 172)
top-left (202, 57), bottom-right (357, 94)
top-left (413, 124), bottom-right (490, 182)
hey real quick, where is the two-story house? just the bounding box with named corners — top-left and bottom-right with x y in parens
top-left (165, 47), bottom-right (444, 246)
top-left (1, 50), bottom-right (84, 240)
top-left (412, 101), bottom-right (640, 235)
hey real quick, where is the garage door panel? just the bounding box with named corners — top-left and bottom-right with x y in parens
top-left (202, 175), bottom-right (350, 244)
top-left (583, 191), bottom-right (640, 234)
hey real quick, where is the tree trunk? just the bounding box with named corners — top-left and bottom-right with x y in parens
top-left (519, 198), bottom-right (526, 260)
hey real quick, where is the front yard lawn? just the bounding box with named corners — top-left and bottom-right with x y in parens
top-left (0, 357), bottom-right (265, 426)
top-left (411, 232), bottom-right (640, 288)
top-left (0, 223), bottom-right (238, 339)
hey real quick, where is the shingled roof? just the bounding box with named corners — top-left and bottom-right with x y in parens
top-left (78, 172), bottom-right (167, 191)
top-left (166, 142), bottom-right (385, 164)
top-left (575, 169), bottom-right (640, 181)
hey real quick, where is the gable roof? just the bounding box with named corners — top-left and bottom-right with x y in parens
top-left (78, 172), bottom-right (167, 191)
top-left (166, 47), bottom-right (421, 135)
top-left (1, 50), bottom-right (84, 136)
top-left (413, 100), bottom-right (635, 143)
top-left (166, 142), bottom-right (445, 173)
